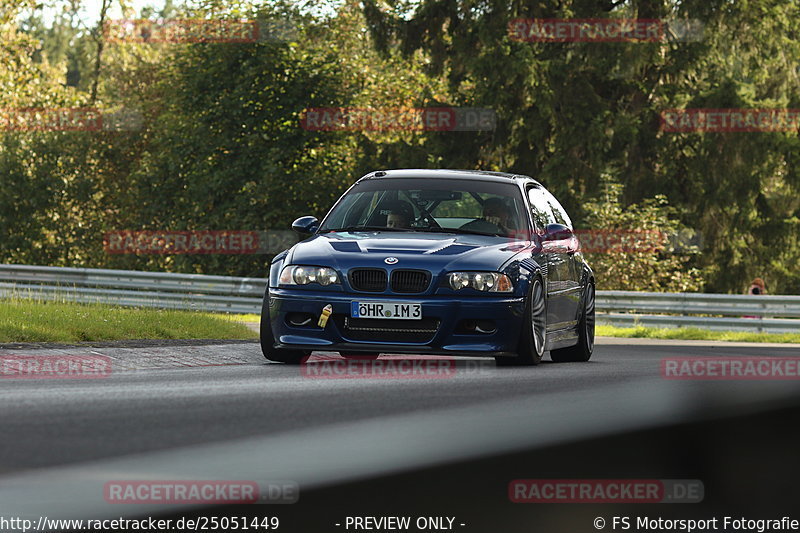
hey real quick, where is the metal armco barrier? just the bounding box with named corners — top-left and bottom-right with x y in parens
top-left (0, 264), bottom-right (266, 315)
top-left (1, 264), bottom-right (799, 333)
top-left (596, 291), bottom-right (800, 333)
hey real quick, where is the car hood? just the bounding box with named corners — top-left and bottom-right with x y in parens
top-left (285, 231), bottom-right (529, 273)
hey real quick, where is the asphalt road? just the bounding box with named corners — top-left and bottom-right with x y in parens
top-left (2, 337), bottom-right (799, 473)
top-left (1, 338), bottom-right (799, 525)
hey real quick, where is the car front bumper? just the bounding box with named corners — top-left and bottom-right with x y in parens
top-left (267, 288), bottom-right (527, 357)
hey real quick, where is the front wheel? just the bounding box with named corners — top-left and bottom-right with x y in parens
top-left (550, 282), bottom-right (595, 363)
top-left (496, 277), bottom-right (546, 367)
top-left (260, 291), bottom-right (310, 364)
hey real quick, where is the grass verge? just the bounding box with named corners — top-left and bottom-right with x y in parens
top-left (597, 324), bottom-right (800, 344)
top-left (0, 299), bottom-right (258, 343)
top-left (8, 299), bottom-right (794, 345)
top-left (221, 313), bottom-right (261, 324)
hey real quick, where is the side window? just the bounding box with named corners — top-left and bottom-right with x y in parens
top-left (527, 187), bottom-right (555, 231)
top-left (541, 189), bottom-right (572, 228)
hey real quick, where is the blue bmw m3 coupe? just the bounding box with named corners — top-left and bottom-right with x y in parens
top-left (261, 169), bottom-right (595, 366)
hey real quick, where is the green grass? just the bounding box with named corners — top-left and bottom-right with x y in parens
top-left (221, 313), bottom-right (261, 324)
top-left (597, 324), bottom-right (800, 344)
top-left (0, 298), bottom-right (258, 343)
top-left (9, 298), bottom-right (796, 345)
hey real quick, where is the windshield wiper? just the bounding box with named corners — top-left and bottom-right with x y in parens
top-left (413, 227), bottom-right (505, 237)
top-left (319, 226), bottom-right (407, 233)
top-left (321, 226), bottom-right (505, 237)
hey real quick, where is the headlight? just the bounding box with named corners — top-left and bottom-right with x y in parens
top-left (279, 265), bottom-right (340, 286)
top-left (448, 272), bottom-right (513, 292)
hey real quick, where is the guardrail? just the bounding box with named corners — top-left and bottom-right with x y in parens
top-left (1, 264), bottom-right (798, 333)
top-left (596, 291), bottom-right (800, 334)
top-left (0, 264), bottom-right (267, 315)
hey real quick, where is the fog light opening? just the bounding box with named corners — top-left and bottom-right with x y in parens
top-left (474, 320), bottom-right (497, 334)
top-left (286, 312), bottom-right (314, 327)
top-left (457, 319), bottom-right (497, 334)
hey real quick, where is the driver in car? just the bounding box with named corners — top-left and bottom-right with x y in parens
top-left (461, 197), bottom-right (513, 235)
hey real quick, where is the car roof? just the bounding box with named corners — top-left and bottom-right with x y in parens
top-left (358, 168), bottom-right (542, 186)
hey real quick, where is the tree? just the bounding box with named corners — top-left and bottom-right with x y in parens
top-left (361, 0), bottom-right (800, 293)
top-left (581, 178), bottom-right (703, 292)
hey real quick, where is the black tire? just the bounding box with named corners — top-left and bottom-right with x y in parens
top-left (496, 277), bottom-right (546, 367)
top-left (260, 291), bottom-right (310, 364)
top-left (550, 282), bottom-right (595, 363)
top-left (340, 353), bottom-right (380, 360)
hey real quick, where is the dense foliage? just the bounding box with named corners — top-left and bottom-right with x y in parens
top-left (1, 0), bottom-right (798, 292)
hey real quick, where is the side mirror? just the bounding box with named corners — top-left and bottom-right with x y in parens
top-left (542, 223), bottom-right (573, 241)
top-left (291, 216), bottom-right (319, 235)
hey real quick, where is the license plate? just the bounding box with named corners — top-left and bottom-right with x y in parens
top-left (351, 301), bottom-right (422, 320)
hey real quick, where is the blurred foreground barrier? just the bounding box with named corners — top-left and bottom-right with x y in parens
top-left (0, 264), bottom-right (798, 332)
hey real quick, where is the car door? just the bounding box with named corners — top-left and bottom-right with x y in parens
top-left (539, 187), bottom-right (582, 326)
top-left (526, 186), bottom-right (572, 330)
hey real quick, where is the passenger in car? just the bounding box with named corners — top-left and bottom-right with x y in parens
top-left (386, 210), bottom-right (409, 229)
top-left (384, 201), bottom-right (414, 229)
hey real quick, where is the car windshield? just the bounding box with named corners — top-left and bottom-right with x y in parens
top-left (319, 178), bottom-right (528, 237)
